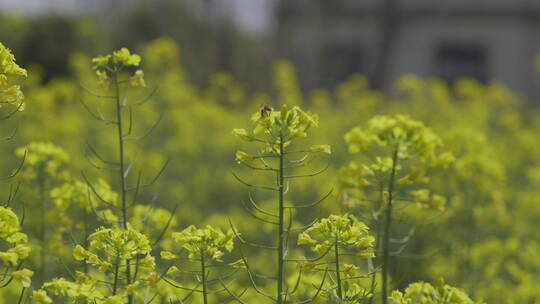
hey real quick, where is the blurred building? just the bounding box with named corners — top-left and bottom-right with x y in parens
top-left (3, 0), bottom-right (539, 97)
top-left (0, 0), bottom-right (275, 33)
top-left (276, 0), bottom-right (540, 97)
top-left (0, 0), bottom-right (124, 15)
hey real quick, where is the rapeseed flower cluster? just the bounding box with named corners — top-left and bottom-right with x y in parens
top-left (0, 42), bottom-right (26, 110)
top-left (0, 207), bottom-right (32, 287)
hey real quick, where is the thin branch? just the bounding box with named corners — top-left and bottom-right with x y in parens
top-left (247, 192), bottom-right (278, 217)
top-left (284, 165), bottom-right (329, 179)
top-left (0, 150), bottom-right (25, 180)
top-left (81, 171), bottom-right (119, 208)
top-left (237, 245), bottom-right (276, 301)
top-left (78, 82), bottom-right (115, 99)
top-left (229, 219), bottom-right (277, 250)
top-left (284, 189), bottom-right (333, 209)
top-left (232, 172), bottom-right (277, 191)
top-left (126, 159), bottom-right (169, 191)
top-left (124, 86), bottom-right (158, 107)
top-left (79, 96), bottom-right (117, 124)
top-left (123, 114), bottom-right (162, 141)
top-left (0, 124), bottom-right (18, 141)
top-left (0, 101), bottom-right (24, 120)
top-left (242, 202), bottom-right (279, 225)
top-left (86, 142), bottom-right (119, 166)
top-left (152, 204), bottom-right (178, 248)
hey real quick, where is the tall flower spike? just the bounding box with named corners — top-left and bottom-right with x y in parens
top-left (341, 114), bottom-right (454, 304)
top-left (232, 104), bottom-right (331, 303)
top-left (81, 46), bottom-right (165, 304)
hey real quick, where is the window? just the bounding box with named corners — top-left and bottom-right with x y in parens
top-left (436, 44), bottom-right (488, 83)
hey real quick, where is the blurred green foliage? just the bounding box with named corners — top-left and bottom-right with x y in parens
top-left (0, 0), bottom-right (273, 89)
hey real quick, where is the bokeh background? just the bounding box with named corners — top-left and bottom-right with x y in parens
top-left (2, 0), bottom-right (540, 96)
top-left (1, 0), bottom-right (540, 302)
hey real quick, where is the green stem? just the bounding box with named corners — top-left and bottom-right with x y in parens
top-left (112, 256), bottom-right (120, 295)
top-left (83, 208), bottom-right (89, 274)
top-left (113, 71), bottom-right (128, 230)
top-left (381, 147), bottom-right (399, 304)
top-left (113, 71), bottom-right (132, 304)
top-left (334, 239), bottom-right (343, 300)
top-left (17, 287), bottom-right (26, 304)
top-left (38, 165), bottom-right (46, 286)
top-left (368, 183), bottom-right (384, 304)
top-left (277, 132), bottom-right (285, 304)
top-left (201, 250), bottom-right (208, 304)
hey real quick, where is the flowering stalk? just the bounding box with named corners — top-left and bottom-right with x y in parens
top-left (38, 47), bottom-right (168, 304)
top-left (0, 42), bottom-right (32, 295)
top-left (341, 115), bottom-right (455, 303)
top-left (110, 65), bottom-right (134, 304)
top-left (233, 104), bottom-right (331, 303)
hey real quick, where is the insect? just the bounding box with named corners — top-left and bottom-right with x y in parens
top-left (260, 104), bottom-right (273, 117)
